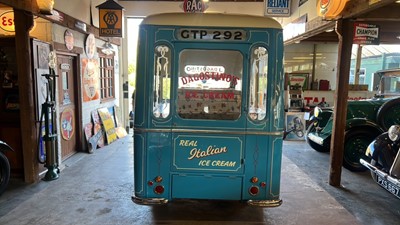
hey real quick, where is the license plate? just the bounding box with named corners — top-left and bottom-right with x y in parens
top-left (376, 173), bottom-right (400, 199)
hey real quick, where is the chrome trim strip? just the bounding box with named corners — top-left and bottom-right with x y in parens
top-left (247, 199), bottom-right (282, 207)
top-left (134, 127), bottom-right (283, 136)
top-left (132, 196), bottom-right (168, 205)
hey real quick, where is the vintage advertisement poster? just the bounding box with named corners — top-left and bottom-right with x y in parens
top-left (60, 108), bottom-right (75, 140)
top-left (285, 112), bottom-right (306, 141)
top-left (353, 23), bottom-right (380, 45)
top-left (98, 107), bottom-right (117, 144)
top-left (82, 58), bottom-right (100, 102)
top-left (91, 110), bottom-right (105, 148)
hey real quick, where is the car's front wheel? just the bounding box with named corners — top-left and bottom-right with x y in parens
top-left (343, 129), bottom-right (380, 172)
top-left (0, 152), bottom-right (10, 195)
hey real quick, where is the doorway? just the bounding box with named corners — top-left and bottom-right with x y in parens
top-left (57, 54), bottom-right (79, 160)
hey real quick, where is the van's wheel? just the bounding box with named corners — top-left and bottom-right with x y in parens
top-left (376, 97), bottom-right (400, 131)
top-left (343, 129), bottom-right (379, 172)
top-left (305, 124), bottom-right (330, 152)
top-left (0, 153), bottom-right (10, 195)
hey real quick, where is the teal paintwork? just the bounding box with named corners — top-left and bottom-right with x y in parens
top-left (132, 13), bottom-right (284, 206)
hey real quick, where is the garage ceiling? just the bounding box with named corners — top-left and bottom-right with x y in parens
top-left (300, 2), bottom-right (400, 45)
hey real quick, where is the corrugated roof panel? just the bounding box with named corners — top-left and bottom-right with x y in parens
top-left (352, 44), bottom-right (400, 59)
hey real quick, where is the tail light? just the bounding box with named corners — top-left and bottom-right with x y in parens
top-left (249, 186), bottom-right (259, 196)
top-left (154, 185), bottom-right (165, 194)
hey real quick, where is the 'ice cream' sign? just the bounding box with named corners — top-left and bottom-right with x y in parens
top-left (173, 135), bottom-right (243, 172)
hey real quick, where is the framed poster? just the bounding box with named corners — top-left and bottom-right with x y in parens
top-left (285, 73), bottom-right (310, 90)
top-left (285, 112), bottom-right (306, 141)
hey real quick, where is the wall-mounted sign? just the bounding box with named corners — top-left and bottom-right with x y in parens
top-left (85, 33), bottom-right (96, 59)
top-left (60, 63), bottom-right (70, 70)
top-left (96, 0), bottom-right (124, 37)
top-left (64, 30), bottom-right (74, 51)
top-left (0, 10), bottom-right (14, 32)
top-left (61, 108), bottom-right (75, 140)
top-left (75, 21), bottom-right (87, 32)
top-left (289, 74), bottom-right (308, 89)
top-left (317, 0), bottom-right (350, 20)
top-left (265, 0), bottom-right (291, 17)
top-left (353, 23), bottom-right (380, 45)
top-left (82, 58), bottom-right (99, 102)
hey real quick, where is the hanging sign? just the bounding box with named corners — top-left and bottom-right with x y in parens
top-left (317, 0), bottom-right (349, 20)
top-left (96, 0), bottom-right (124, 37)
top-left (0, 10), bottom-right (14, 32)
top-left (353, 23), bottom-right (380, 45)
top-left (181, 0), bottom-right (207, 13)
top-left (265, 0), bottom-right (291, 17)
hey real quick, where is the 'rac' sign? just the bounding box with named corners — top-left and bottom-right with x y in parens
top-left (183, 0), bottom-right (206, 13)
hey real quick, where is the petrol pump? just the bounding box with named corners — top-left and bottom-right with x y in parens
top-left (39, 51), bottom-right (59, 181)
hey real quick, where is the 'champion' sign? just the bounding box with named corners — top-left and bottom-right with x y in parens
top-left (353, 23), bottom-right (380, 45)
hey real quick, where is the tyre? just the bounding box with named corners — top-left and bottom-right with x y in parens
top-left (376, 97), bottom-right (400, 131)
top-left (343, 129), bottom-right (380, 172)
top-left (0, 152), bottom-right (10, 195)
top-left (305, 124), bottom-right (330, 152)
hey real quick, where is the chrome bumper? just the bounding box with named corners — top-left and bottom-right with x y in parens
top-left (247, 199), bottom-right (282, 207)
top-left (132, 196), bottom-right (168, 205)
top-left (360, 159), bottom-right (400, 188)
top-left (307, 133), bottom-right (324, 145)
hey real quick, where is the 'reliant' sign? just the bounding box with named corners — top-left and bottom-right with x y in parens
top-left (265, 0), bottom-right (291, 17)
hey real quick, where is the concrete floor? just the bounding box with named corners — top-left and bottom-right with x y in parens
top-left (0, 134), bottom-right (399, 225)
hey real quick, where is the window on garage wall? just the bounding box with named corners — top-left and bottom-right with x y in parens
top-left (99, 52), bottom-right (115, 100)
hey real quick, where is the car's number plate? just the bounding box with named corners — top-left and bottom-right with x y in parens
top-left (376, 173), bottom-right (400, 199)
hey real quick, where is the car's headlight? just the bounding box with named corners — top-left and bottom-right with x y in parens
top-left (314, 106), bottom-right (322, 118)
top-left (388, 125), bottom-right (400, 142)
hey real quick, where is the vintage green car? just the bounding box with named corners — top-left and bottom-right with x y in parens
top-left (306, 68), bottom-right (400, 172)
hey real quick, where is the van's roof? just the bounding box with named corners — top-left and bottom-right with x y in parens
top-left (141, 12), bottom-right (282, 29)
